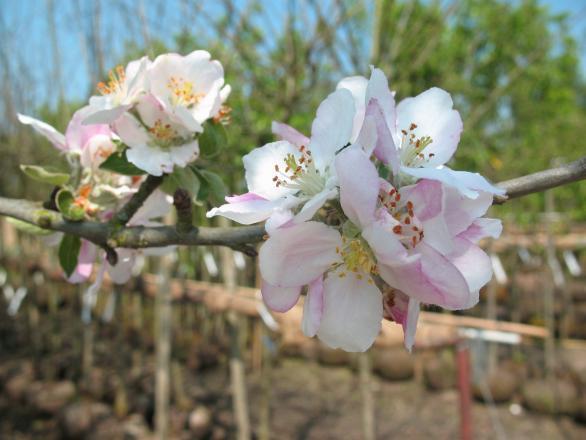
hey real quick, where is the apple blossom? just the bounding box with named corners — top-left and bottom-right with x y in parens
top-left (113, 94), bottom-right (200, 176)
top-left (84, 56), bottom-right (151, 125)
top-left (338, 68), bottom-right (505, 198)
top-left (206, 87), bottom-right (358, 225)
top-left (147, 50), bottom-right (231, 132)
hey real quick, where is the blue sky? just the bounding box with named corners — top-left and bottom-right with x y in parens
top-left (1, 0), bottom-right (584, 111)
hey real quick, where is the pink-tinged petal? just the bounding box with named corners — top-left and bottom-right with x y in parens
top-left (265, 209), bottom-right (294, 234)
top-left (294, 187), bottom-right (337, 223)
top-left (400, 180), bottom-right (454, 253)
top-left (271, 121), bottom-right (310, 147)
top-left (356, 115), bottom-right (377, 157)
top-left (259, 221), bottom-right (342, 288)
top-left (207, 197), bottom-right (294, 225)
top-left (400, 179), bottom-right (443, 221)
top-left (17, 114), bottom-right (67, 151)
top-left (65, 106), bottom-right (112, 152)
top-left (301, 276), bottom-right (324, 337)
top-left (397, 88), bottom-right (462, 167)
top-left (309, 88), bottom-right (355, 172)
top-left (106, 248), bottom-right (136, 284)
top-left (243, 141), bottom-right (299, 200)
top-left (261, 280), bottom-right (301, 312)
top-left (402, 166), bottom-right (505, 198)
top-left (67, 240), bottom-right (97, 283)
top-left (113, 113), bottom-right (151, 148)
top-left (362, 222), bottom-right (411, 264)
top-left (366, 68), bottom-right (397, 137)
top-left (316, 268), bottom-right (383, 352)
top-left (448, 237), bottom-right (492, 297)
top-left (386, 291), bottom-right (420, 351)
top-left (416, 243), bottom-right (472, 310)
top-left (442, 186), bottom-right (494, 236)
top-left (336, 75), bottom-right (368, 140)
top-left (365, 99), bottom-right (400, 175)
top-left (225, 192), bottom-right (267, 203)
top-left (336, 148), bottom-right (379, 228)
top-left (458, 218), bottom-right (502, 243)
top-left (83, 104), bottom-right (132, 125)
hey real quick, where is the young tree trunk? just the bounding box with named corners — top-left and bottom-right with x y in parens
top-left (358, 351), bottom-right (376, 440)
top-left (220, 217), bottom-right (251, 440)
top-left (155, 254), bottom-right (173, 439)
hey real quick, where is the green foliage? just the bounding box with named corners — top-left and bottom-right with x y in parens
top-left (161, 167), bottom-right (201, 200)
top-left (99, 149), bottom-right (146, 176)
top-left (56, 189), bottom-right (85, 221)
top-left (58, 234), bottom-right (81, 277)
top-left (20, 164), bottom-right (69, 186)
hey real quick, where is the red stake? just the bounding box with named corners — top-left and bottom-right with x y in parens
top-left (457, 342), bottom-right (473, 440)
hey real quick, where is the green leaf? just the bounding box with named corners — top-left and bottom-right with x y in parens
top-left (56, 189), bottom-right (85, 221)
top-left (99, 149), bottom-right (146, 176)
top-left (58, 235), bottom-right (81, 277)
top-left (20, 165), bottom-right (69, 186)
top-left (56, 189), bottom-right (74, 214)
top-left (160, 167), bottom-right (201, 199)
top-left (198, 123), bottom-right (227, 158)
top-left (6, 218), bottom-right (52, 236)
top-left (194, 168), bottom-right (228, 204)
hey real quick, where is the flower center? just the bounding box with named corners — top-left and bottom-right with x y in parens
top-left (97, 66), bottom-right (126, 96)
top-left (147, 119), bottom-right (184, 150)
top-left (331, 235), bottom-right (378, 284)
top-left (167, 77), bottom-right (204, 107)
top-left (379, 187), bottom-right (424, 249)
top-left (399, 122), bottom-right (435, 167)
top-left (272, 145), bottom-right (324, 196)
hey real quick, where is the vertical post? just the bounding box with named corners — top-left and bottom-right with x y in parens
top-left (359, 351), bottom-right (376, 440)
top-left (219, 217), bottom-right (251, 440)
top-left (544, 190), bottom-right (556, 380)
top-left (457, 342), bottom-right (473, 440)
top-left (258, 328), bottom-right (272, 440)
top-left (155, 254), bottom-right (173, 440)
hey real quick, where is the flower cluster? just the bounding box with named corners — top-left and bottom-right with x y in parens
top-left (17, 50), bottom-right (230, 292)
top-left (209, 68), bottom-right (504, 352)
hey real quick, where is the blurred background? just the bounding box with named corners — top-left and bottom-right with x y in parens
top-left (1, 0), bottom-right (586, 439)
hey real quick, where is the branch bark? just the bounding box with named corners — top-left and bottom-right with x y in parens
top-left (0, 157), bottom-right (584, 250)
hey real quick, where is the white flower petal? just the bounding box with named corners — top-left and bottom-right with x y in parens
top-left (316, 268), bottom-right (383, 352)
top-left (17, 114), bottom-right (66, 151)
top-left (309, 88), bottom-right (355, 172)
top-left (337, 75), bottom-right (368, 141)
top-left (243, 141), bottom-right (299, 200)
top-left (401, 165), bottom-right (505, 198)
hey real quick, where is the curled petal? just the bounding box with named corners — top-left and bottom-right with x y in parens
top-left (17, 114), bottom-right (66, 151)
top-left (261, 280), bottom-right (301, 312)
top-left (259, 221), bottom-right (342, 288)
top-left (301, 276), bottom-right (324, 337)
top-left (272, 121), bottom-right (309, 147)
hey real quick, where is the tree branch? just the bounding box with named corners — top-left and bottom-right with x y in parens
top-left (112, 174), bottom-right (163, 226)
top-left (493, 157), bottom-right (586, 204)
top-left (0, 157), bottom-right (584, 250)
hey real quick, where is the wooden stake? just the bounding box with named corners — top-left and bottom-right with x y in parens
top-left (358, 351), bottom-right (376, 440)
top-left (154, 254), bottom-right (173, 440)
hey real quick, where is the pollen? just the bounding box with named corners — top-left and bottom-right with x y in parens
top-left (97, 65), bottom-right (125, 95)
top-left (167, 76), bottom-right (204, 106)
top-left (148, 119), bottom-right (177, 141)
